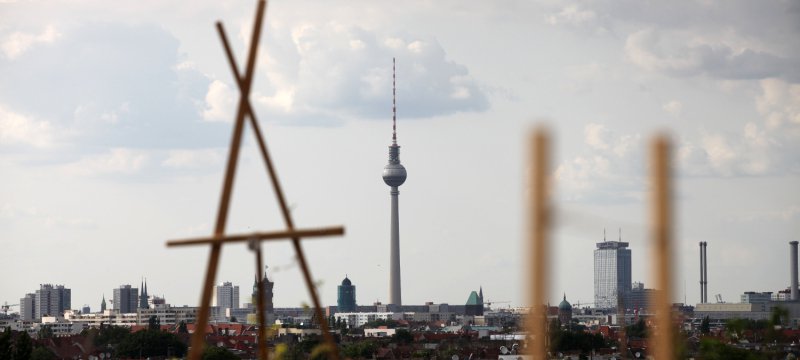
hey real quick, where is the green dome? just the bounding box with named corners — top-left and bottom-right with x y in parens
top-left (558, 294), bottom-right (572, 311)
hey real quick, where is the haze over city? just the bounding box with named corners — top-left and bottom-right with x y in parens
top-left (1, 0), bottom-right (798, 315)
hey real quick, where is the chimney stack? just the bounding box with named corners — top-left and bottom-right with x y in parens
top-left (703, 242), bottom-right (708, 303)
top-left (791, 241), bottom-right (798, 301)
top-left (699, 242), bottom-right (704, 303)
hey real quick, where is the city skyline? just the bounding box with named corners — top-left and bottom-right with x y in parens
top-left (1, 1), bottom-right (799, 311)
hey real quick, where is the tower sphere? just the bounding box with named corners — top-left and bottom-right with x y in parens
top-left (383, 162), bottom-right (407, 186)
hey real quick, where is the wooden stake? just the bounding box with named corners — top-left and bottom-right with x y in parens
top-left (650, 135), bottom-right (674, 360)
top-left (528, 129), bottom-right (550, 360)
top-left (166, 227), bottom-right (344, 247)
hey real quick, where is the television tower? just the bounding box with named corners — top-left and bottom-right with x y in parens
top-left (382, 58), bottom-right (407, 306)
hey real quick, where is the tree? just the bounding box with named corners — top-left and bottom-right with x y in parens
top-left (699, 338), bottom-right (761, 360)
top-left (393, 329), bottom-right (413, 344)
top-left (37, 325), bottom-right (54, 339)
top-left (148, 315), bottom-right (161, 331)
top-left (178, 321), bottom-right (189, 334)
top-left (116, 329), bottom-right (187, 358)
top-left (30, 347), bottom-right (56, 360)
top-left (0, 328), bottom-right (12, 360)
top-left (701, 316), bottom-right (711, 334)
top-left (342, 341), bottom-right (378, 359)
top-left (14, 331), bottom-right (33, 360)
top-left (94, 325), bottom-right (131, 347)
top-left (202, 346), bottom-right (239, 360)
top-left (626, 319), bottom-right (647, 338)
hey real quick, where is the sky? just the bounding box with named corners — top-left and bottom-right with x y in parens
top-left (1, 0), bottom-right (799, 312)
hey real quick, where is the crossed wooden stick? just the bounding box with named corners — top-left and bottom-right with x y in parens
top-left (165, 1), bottom-right (342, 359)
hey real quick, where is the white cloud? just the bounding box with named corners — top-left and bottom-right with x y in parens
top-left (584, 123), bottom-right (609, 150)
top-left (202, 80), bottom-right (236, 122)
top-left (546, 5), bottom-right (597, 26)
top-left (556, 124), bottom-right (644, 202)
top-left (62, 148), bottom-right (148, 176)
top-left (251, 23), bottom-right (488, 121)
top-left (756, 78), bottom-right (800, 129)
top-left (662, 100), bottom-right (682, 117)
top-left (625, 28), bottom-right (799, 82)
top-left (0, 104), bottom-right (55, 147)
top-left (1, 25), bottom-right (61, 59)
top-left (161, 148), bottom-right (224, 169)
top-left (700, 133), bottom-right (737, 175)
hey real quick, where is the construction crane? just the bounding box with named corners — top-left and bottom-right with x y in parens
top-left (715, 294), bottom-right (724, 303)
top-left (2, 302), bottom-right (19, 315)
top-left (483, 300), bottom-right (510, 309)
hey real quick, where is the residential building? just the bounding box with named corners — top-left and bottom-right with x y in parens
top-left (19, 293), bottom-right (35, 321)
top-left (216, 281), bottom-right (240, 312)
top-left (34, 284), bottom-right (71, 320)
top-left (113, 285), bottom-right (139, 314)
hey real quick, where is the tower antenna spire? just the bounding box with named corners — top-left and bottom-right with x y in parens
top-left (392, 57), bottom-right (397, 145)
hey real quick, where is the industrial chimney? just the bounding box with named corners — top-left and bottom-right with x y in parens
top-left (791, 241), bottom-right (798, 301)
top-left (699, 242), bottom-right (705, 303)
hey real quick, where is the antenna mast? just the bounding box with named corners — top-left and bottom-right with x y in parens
top-left (392, 57), bottom-right (397, 145)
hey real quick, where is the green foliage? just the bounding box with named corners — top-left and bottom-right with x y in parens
top-left (148, 315), bottom-right (161, 331)
top-left (115, 329), bottom-right (187, 358)
top-left (699, 338), bottom-right (764, 360)
top-left (202, 345), bottom-right (239, 360)
top-left (30, 347), bottom-right (56, 360)
top-left (178, 321), bottom-right (189, 334)
top-left (309, 342), bottom-right (335, 360)
top-left (701, 316), bottom-right (711, 334)
top-left (0, 327), bottom-right (12, 360)
top-left (342, 340), bottom-right (377, 359)
top-left (298, 334), bottom-right (321, 354)
top-left (549, 328), bottom-right (606, 354)
top-left (14, 331), bottom-right (33, 360)
top-left (94, 325), bottom-right (131, 347)
top-left (392, 329), bottom-right (413, 344)
top-left (37, 325), bottom-right (53, 339)
top-left (626, 319), bottom-right (647, 338)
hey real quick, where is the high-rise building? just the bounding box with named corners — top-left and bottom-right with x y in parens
top-left (382, 58), bottom-right (407, 306)
top-left (19, 293), bottom-right (36, 321)
top-left (113, 285), bottom-right (139, 314)
top-left (216, 282), bottom-right (240, 311)
top-left (34, 284), bottom-right (71, 320)
top-left (594, 233), bottom-right (632, 311)
top-left (337, 276), bottom-right (357, 312)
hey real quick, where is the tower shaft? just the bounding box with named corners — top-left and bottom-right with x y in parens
top-left (382, 58), bottom-right (407, 307)
top-left (390, 186), bottom-right (401, 305)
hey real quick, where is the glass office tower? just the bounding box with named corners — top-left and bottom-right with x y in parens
top-left (594, 241), bottom-right (632, 311)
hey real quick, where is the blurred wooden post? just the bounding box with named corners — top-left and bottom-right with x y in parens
top-left (650, 135), bottom-right (674, 360)
top-left (250, 239), bottom-right (270, 360)
top-left (528, 129), bottom-right (550, 360)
